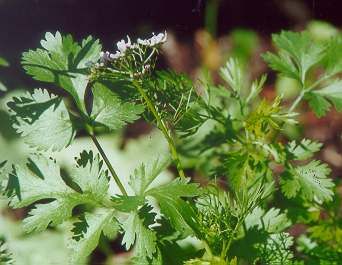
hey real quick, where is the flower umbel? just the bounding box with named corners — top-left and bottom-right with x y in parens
top-left (92, 31), bottom-right (167, 80)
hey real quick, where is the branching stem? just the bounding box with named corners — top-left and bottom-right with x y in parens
top-left (132, 80), bottom-right (186, 179)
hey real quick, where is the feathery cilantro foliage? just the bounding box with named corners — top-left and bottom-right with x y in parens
top-left (1, 29), bottom-right (341, 264)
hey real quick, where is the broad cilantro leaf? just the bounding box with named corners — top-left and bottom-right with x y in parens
top-left (8, 151), bottom-right (110, 233)
top-left (281, 160), bottom-right (334, 202)
top-left (90, 82), bottom-right (144, 131)
top-left (262, 51), bottom-right (299, 81)
top-left (122, 205), bottom-right (157, 259)
top-left (263, 31), bottom-right (324, 84)
top-left (129, 157), bottom-right (170, 196)
top-left (242, 208), bottom-right (294, 264)
top-left (220, 58), bottom-right (245, 93)
top-left (146, 178), bottom-right (200, 233)
top-left (305, 92), bottom-right (331, 117)
top-left (7, 89), bottom-right (75, 151)
top-left (112, 195), bottom-right (145, 212)
top-left (245, 207), bottom-right (291, 233)
top-left (22, 31), bottom-right (101, 113)
top-left (128, 158), bottom-right (199, 233)
top-left (312, 80), bottom-right (342, 112)
top-left (70, 150), bottom-right (109, 199)
top-left (323, 36), bottom-right (342, 76)
top-left (69, 209), bottom-right (119, 265)
top-left (286, 139), bottom-right (322, 160)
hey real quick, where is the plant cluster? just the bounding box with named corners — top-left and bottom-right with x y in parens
top-left (0, 29), bottom-right (341, 264)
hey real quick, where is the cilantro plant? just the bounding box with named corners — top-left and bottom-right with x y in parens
top-left (0, 29), bottom-right (341, 264)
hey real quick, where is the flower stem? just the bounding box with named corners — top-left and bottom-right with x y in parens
top-left (132, 80), bottom-right (186, 179)
top-left (87, 126), bottom-right (128, 196)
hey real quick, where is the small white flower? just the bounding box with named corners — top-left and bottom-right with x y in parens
top-left (137, 31), bottom-right (167, 47)
top-left (137, 38), bottom-right (149, 45)
top-left (116, 36), bottom-right (132, 53)
top-left (99, 51), bottom-right (113, 63)
top-left (109, 51), bottom-right (122, 60)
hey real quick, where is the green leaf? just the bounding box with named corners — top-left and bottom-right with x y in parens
top-left (112, 195), bottom-right (145, 212)
top-left (122, 205), bottom-right (157, 259)
top-left (263, 31), bottom-right (324, 84)
top-left (323, 36), bottom-right (342, 76)
top-left (223, 152), bottom-right (249, 189)
top-left (70, 150), bottom-right (109, 199)
top-left (146, 178), bottom-right (200, 232)
top-left (220, 58), bottom-right (245, 93)
top-left (0, 239), bottom-right (12, 265)
top-left (91, 82), bottom-right (144, 131)
top-left (0, 161), bottom-right (8, 193)
top-left (129, 157), bottom-right (170, 196)
top-left (145, 70), bottom-right (196, 125)
top-left (7, 89), bottom-right (75, 151)
top-left (245, 207), bottom-right (291, 233)
top-left (255, 232), bottom-right (294, 265)
top-left (262, 51), bottom-right (299, 81)
top-left (9, 151), bottom-right (110, 233)
top-left (69, 209), bottom-right (119, 265)
top-left (313, 80), bottom-right (342, 112)
top-left (281, 160), bottom-right (334, 202)
top-left (286, 139), bottom-right (322, 160)
top-left (22, 31), bottom-right (101, 113)
top-left (127, 158), bottom-right (199, 233)
top-left (305, 92), bottom-right (331, 117)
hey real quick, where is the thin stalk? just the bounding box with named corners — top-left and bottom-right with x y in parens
top-left (87, 127), bottom-right (128, 196)
top-left (132, 80), bottom-right (186, 179)
top-left (223, 218), bottom-right (243, 258)
top-left (203, 240), bottom-right (213, 259)
top-left (289, 89), bottom-right (305, 112)
top-left (270, 89), bottom-right (306, 142)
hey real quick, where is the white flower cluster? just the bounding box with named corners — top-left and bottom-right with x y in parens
top-left (96, 31), bottom-right (167, 68)
top-left (137, 31), bottom-right (168, 46)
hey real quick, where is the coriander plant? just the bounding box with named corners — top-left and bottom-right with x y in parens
top-left (0, 29), bottom-right (341, 264)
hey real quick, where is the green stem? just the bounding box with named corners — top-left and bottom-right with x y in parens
top-left (289, 89), bottom-right (306, 112)
top-left (132, 80), bottom-right (186, 179)
top-left (223, 218), bottom-right (243, 258)
top-left (203, 240), bottom-right (213, 259)
top-left (87, 127), bottom-right (128, 196)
